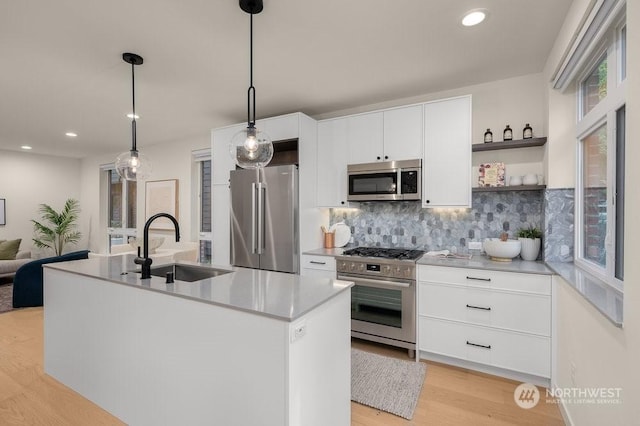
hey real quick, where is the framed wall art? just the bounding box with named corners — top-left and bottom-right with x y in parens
top-left (478, 162), bottom-right (505, 187)
top-left (145, 180), bottom-right (179, 230)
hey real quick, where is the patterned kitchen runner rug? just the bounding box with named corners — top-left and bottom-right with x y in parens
top-left (0, 284), bottom-right (13, 314)
top-left (351, 348), bottom-right (426, 420)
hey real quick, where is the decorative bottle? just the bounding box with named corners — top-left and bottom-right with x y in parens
top-left (503, 125), bottom-right (513, 141)
top-left (484, 128), bottom-right (493, 143)
top-left (523, 123), bottom-right (533, 139)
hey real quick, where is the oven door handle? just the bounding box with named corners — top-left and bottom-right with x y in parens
top-left (337, 275), bottom-right (411, 289)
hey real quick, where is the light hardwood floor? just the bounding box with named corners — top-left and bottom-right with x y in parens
top-left (0, 308), bottom-right (564, 425)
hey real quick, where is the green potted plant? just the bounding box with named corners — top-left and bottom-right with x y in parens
top-left (32, 199), bottom-right (82, 256)
top-left (517, 226), bottom-right (542, 261)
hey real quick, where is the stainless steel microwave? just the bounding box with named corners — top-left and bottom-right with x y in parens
top-left (347, 159), bottom-right (421, 201)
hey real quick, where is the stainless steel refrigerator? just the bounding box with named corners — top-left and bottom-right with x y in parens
top-left (230, 165), bottom-right (299, 274)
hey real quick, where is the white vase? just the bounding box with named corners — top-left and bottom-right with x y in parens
top-left (519, 238), bottom-right (541, 261)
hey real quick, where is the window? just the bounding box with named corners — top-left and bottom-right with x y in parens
top-left (579, 123), bottom-right (607, 268)
top-left (619, 25), bottom-right (626, 81)
top-left (107, 169), bottom-right (137, 251)
top-left (575, 11), bottom-right (626, 290)
top-left (580, 54), bottom-right (607, 117)
top-left (193, 149), bottom-right (212, 263)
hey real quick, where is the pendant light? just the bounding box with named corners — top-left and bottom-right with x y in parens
top-left (229, 0), bottom-right (273, 169)
top-left (115, 52), bottom-right (152, 181)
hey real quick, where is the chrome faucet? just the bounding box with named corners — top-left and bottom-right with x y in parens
top-left (134, 213), bottom-right (180, 279)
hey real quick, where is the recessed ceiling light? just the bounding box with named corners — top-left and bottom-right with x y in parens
top-left (65, 132), bottom-right (78, 137)
top-left (462, 9), bottom-right (487, 27)
top-left (21, 145), bottom-right (32, 150)
top-left (127, 113), bottom-right (140, 119)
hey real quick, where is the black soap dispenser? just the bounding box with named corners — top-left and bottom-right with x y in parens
top-left (523, 123), bottom-right (533, 139)
top-left (503, 125), bottom-right (513, 141)
top-left (484, 128), bottom-right (493, 143)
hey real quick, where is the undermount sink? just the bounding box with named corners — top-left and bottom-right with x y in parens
top-left (134, 263), bottom-right (232, 282)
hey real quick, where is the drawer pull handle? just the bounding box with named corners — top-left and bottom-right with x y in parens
top-left (466, 276), bottom-right (491, 282)
top-left (309, 261), bottom-right (327, 265)
top-left (466, 304), bottom-right (491, 311)
top-left (466, 341), bottom-right (491, 349)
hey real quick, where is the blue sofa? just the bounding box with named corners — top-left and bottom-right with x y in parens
top-left (12, 250), bottom-right (90, 308)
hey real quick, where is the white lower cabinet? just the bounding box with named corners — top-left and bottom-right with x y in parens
top-left (417, 265), bottom-right (551, 380)
top-left (300, 255), bottom-right (336, 279)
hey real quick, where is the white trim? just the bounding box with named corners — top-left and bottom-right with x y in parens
top-left (552, 0), bottom-right (625, 91)
top-left (573, 11), bottom-right (626, 292)
top-left (100, 162), bottom-right (115, 171)
top-left (615, 19), bottom-right (627, 84)
top-left (192, 148), bottom-right (211, 162)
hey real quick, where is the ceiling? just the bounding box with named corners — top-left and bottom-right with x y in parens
top-left (0, 0), bottom-right (573, 159)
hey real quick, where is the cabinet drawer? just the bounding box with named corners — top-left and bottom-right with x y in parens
top-left (418, 265), bottom-right (551, 295)
top-left (301, 255), bottom-right (336, 272)
top-left (419, 317), bottom-right (550, 378)
top-left (418, 282), bottom-right (550, 336)
top-left (301, 268), bottom-right (337, 279)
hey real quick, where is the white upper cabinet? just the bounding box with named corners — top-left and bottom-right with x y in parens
top-left (317, 118), bottom-right (350, 207)
top-left (212, 123), bottom-right (244, 185)
top-left (382, 105), bottom-right (423, 161)
top-left (260, 114), bottom-right (300, 141)
top-left (346, 106), bottom-right (423, 164)
top-left (423, 95), bottom-right (472, 208)
top-left (347, 112), bottom-right (383, 164)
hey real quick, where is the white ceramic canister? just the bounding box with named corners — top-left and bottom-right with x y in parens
top-left (509, 175), bottom-right (523, 186)
top-left (523, 173), bottom-right (538, 185)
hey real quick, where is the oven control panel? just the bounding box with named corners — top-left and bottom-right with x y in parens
top-left (336, 258), bottom-right (416, 280)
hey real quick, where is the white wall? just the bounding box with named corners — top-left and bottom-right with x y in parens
top-left (80, 135), bottom-right (209, 253)
top-left (544, 1), bottom-right (640, 424)
top-left (543, 0), bottom-right (593, 189)
top-left (316, 72), bottom-right (548, 147)
top-left (0, 150), bottom-right (82, 255)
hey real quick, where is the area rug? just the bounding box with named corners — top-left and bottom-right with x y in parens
top-left (0, 284), bottom-right (13, 314)
top-left (351, 348), bottom-right (426, 420)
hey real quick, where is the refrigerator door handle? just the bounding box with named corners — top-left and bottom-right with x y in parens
top-left (251, 182), bottom-right (257, 254)
top-left (261, 185), bottom-right (267, 253)
top-left (256, 182), bottom-right (265, 255)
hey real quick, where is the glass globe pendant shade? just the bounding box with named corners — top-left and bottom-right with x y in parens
top-left (229, 126), bottom-right (273, 169)
top-left (115, 149), bottom-right (152, 180)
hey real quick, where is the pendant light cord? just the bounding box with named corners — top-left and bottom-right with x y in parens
top-left (131, 60), bottom-right (137, 152)
top-left (247, 13), bottom-right (256, 127)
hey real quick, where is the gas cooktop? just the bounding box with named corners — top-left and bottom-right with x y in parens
top-left (341, 247), bottom-right (425, 261)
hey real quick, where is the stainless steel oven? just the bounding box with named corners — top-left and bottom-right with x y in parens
top-left (337, 248), bottom-right (423, 357)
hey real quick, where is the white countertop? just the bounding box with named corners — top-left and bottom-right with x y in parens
top-left (304, 247), bottom-right (552, 275)
top-left (417, 253), bottom-right (553, 275)
top-left (44, 255), bottom-right (353, 322)
top-left (546, 261), bottom-right (622, 327)
top-left (302, 247), bottom-right (349, 257)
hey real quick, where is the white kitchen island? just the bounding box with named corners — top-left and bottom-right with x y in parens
top-left (43, 255), bottom-right (352, 426)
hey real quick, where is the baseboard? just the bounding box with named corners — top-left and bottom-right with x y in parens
top-left (550, 382), bottom-right (575, 426)
top-left (419, 350), bottom-right (551, 388)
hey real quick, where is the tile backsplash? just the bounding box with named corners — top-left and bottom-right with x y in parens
top-left (330, 191), bottom-right (544, 253)
top-left (544, 188), bottom-right (574, 262)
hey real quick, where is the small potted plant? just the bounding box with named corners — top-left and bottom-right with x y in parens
top-left (517, 226), bottom-right (542, 261)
